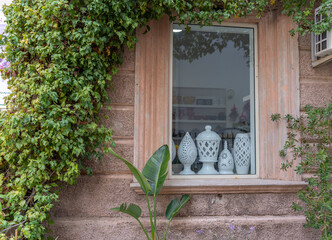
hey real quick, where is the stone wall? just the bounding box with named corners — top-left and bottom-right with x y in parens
top-left (51, 30), bottom-right (331, 240)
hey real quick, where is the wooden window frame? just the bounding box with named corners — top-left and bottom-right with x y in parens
top-left (133, 13), bottom-right (305, 194)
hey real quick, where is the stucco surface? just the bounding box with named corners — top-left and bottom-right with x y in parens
top-left (83, 143), bottom-right (134, 174)
top-left (108, 73), bottom-right (135, 104)
top-left (99, 109), bottom-right (134, 136)
top-left (300, 82), bottom-right (332, 108)
top-left (299, 50), bottom-right (332, 78)
top-left (298, 34), bottom-right (311, 48)
top-left (52, 216), bottom-right (319, 240)
top-left (119, 48), bottom-right (135, 72)
top-left (52, 175), bottom-right (302, 218)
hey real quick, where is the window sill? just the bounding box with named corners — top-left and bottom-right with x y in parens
top-left (130, 179), bottom-right (306, 194)
top-left (312, 54), bottom-right (332, 68)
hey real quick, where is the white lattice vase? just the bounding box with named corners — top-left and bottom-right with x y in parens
top-left (218, 141), bottom-right (234, 174)
top-left (233, 133), bottom-right (250, 174)
top-left (178, 132), bottom-right (197, 175)
top-left (196, 125), bottom-right (220, 174)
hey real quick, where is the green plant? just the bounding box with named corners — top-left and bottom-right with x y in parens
top-left (0, 0), bottom-right (331, 239)
top-left (109, 145), bottom-right (190, 240)
top-left (271, 103), bottom-right (331, 239)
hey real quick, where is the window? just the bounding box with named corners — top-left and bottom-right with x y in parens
top-left (133, 15), bottom-right (303, 194)
top-left (171, 24), bottom-right (256, 177)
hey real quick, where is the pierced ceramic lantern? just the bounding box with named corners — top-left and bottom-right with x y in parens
top-left (218, 141), bottom-right (234, 174)
top-left (233, 133), bottom-right (250, 174)
top-left (196, 125), bottom-right (220, 174)
top-left (178, 132), bottom-right (197, 175)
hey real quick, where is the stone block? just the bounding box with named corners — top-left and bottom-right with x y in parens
top-left (51, 216), bottom-right (320, 240)
top-left (179, 193), bottom-right (300, 217)
top-left (83, 143), bottom-right (134, 174)
top-left (52, 176), bottom-right (140, 218)
top-left (118, 47), bottom-right (135, 72)
top-left (52, 176), bottom-right (173, 218)
top-left (298, 34), bottom-right (311, 48)
top-left (99, 109), bottom-right (134, 137)
top-left (52, 175), bottom-right (300, 218)
top-left (299, 50), bottom-right (332, 78)
top-left (300, 82), bottom-right (332, 108)
top-left (108, 73), bottom-right (135, 104)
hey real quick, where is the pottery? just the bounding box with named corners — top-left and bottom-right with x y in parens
top-left (172, 139), bottom-right (176, 161)
top-left (233, 133), bottom-right (250, 174)
top-left (218, 141), bottom-right (234, 174)
top-left (196, 125), bottom-right (220, 174)
top-left (178, 132), bottom-right (197, 174)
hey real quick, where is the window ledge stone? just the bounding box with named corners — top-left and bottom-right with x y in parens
top-left (130, 179), bottom-right (306, 194)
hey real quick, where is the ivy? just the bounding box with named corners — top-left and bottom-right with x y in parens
top-left (0, 0), bottom-right (331, 239)
top-left (272, 104), bottom-right (332, 239)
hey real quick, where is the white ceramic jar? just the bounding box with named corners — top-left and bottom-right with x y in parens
top-left (196, 125), bottom-right (220, 174)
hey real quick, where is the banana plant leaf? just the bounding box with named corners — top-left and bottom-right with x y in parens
top-left (109, 148), bottom-right (152, 195)
top-left (142, 145), bottom-right (170, 197)
top-left (166, 194), bottom-right (191, 220)
top-left (111, 203), bottom-right (142, 219)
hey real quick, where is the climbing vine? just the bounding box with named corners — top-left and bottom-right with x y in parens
top-left (272, 104), bottom-right (331, 239)
top-left (0, 0), bottom-right (331, 239)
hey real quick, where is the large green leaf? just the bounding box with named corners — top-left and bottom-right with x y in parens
top-left (109, 148), bottom-right (151, 194)
top-left (111, 203), bottom-right (142, 219)
top-left (166, 194), bottom-right (191, 220)
top-left (142, 145), bottom-right (170, 196)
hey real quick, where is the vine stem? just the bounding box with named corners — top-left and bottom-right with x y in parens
top-left (1, 221), bottom-right (25, 234)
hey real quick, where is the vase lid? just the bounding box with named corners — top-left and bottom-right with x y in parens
top-left (196, 125), bottom-right (221, 141)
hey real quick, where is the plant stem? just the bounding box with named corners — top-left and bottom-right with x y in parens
top-left (1, 221), bottom-right (25, 234)
top-left (146, 194), bottom-right (155, 240)
top-left (162, 219), bottom-right (172, 240)
top-left (136, 218), bottom-right (152, 240)
top-left (154, 196), bottom-right (157, 239)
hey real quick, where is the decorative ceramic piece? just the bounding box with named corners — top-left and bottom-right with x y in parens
top-left (172, 163), bottom-right (183, 174)
top-left (171, 139), bottom-right (177, 175)
top-left (218, 141), bottom-right (234, 174)
top-left (233, 133), bottom-right (250, 174)
top-left (196, 125), bottom-right (220, 174)
top-left (172, 139), bottom-right (176, 161)
top-left (178, 132), bottom-right (197, 174)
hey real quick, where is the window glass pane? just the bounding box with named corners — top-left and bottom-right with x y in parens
top-left (172, 24), bottom-right (255, 176)
top-left (322, 40), bottom-right (327, 50)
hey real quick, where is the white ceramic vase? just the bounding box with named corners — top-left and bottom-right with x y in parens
top-left (178, 132), bottom-right (197, 175)
top-left (218, 141), bottom-right (234, 174)
top-left (233, 133), bottom-right (250, 174)
top-left (196, 125), bottom-right (220, 174)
